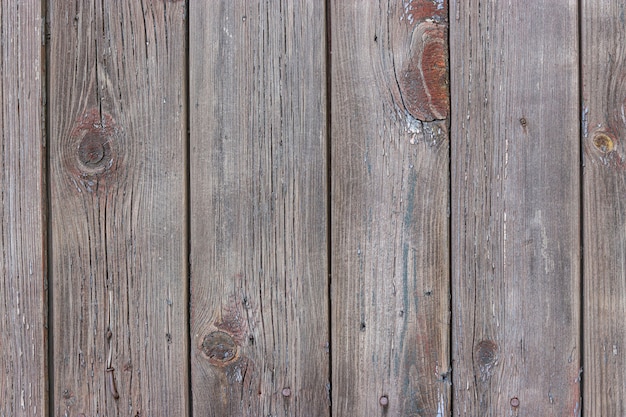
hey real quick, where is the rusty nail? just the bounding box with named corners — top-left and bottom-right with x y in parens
top-left (282, 387), bottom-right (291, 397)
top-left (510, 397), bottom-right (520, 408)
top-left (379, 395), bottom-right (389, 406)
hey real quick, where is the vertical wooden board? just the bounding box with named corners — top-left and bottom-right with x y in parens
top-left (331, 1), bottom-right (450, 415)
top-left (0, 1), bottom-right (47, 415)
top-left (48, 1), bottom-right (187, 416)
top-left (189, 1), bottom-right (329, 416)
top-left (582, 1), bottom-right (626, 415)
top-left (450, 1), bottom-right (580, 415)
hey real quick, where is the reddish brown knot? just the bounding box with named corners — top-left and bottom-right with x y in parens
top-left (68, 109), bottom-right (119, 178)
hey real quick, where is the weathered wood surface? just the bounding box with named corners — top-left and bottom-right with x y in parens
top-left (0, 1), bottom-right (47, 415)
top-left (331, 1), bottom-right (450, 415)
top-left (48, 1), bottom-right (188, 415)
top-left (450, 1), bottom-right (581, 415)
top-left (582, 1), bottom-right (626, 415)
top-left (189, 1), bottom-right (329, 416)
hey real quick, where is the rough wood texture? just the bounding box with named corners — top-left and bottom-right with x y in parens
top-left (48, 1), bottom-right (187, 415)
top-left (450, 1), bottom-right (581, 415)
top-left (331, 1), bottom-right (450, 415)
top-left (189, 1), bottom-right (329, 416)
top-left (0, 1), bottom-right (47, 415)
top-left (582, 1), bottom-right (626, 415)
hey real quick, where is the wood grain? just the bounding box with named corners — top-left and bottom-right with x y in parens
top-left (48, 1), bottom-right (188, 415)
top-left (0, 1), bottom-right (47, 415)
top-left (450, 1), bottom-right (581, 415)
top-left (330, 1), bottom-right (450, 415)
top-left (582, 1), bottom-right (626, 415)
top-left (189, 1), bottom-right (329, 416)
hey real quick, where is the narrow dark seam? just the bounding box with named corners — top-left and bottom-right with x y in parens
top-left (324, 0), bottom-right (333, 413)
top-left (577, 0), bottom-right (585, 414)
top-left (184, 1), bottom-right (193, 416)
top-left (43, 0), bottom-right (54, 414)
top-left (447, 1), bottom-right (454, 414)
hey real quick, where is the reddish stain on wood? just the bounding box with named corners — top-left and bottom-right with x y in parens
top-left (398, 1), bottom-right (449, 121)
top-left (399, 21), bottom-right (449, 121)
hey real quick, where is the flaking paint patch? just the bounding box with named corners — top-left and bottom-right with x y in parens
top-left (582, 104), bottom-right (589, 138)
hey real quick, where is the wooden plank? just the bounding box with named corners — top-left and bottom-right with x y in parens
top-left (582, 1), bottom-right (626, 415)
top-left (189, 1), bottom-right (329, 416)
top-left (450, 1), bottom-right (581, 415)
top-left (0, 1), bottom-right (47, 415)
top-left (48, 1), bottom-right (187, 415)
top-left (330, 1), bottom-right (450, 415)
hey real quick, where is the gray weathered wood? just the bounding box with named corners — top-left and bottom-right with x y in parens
top-left (331, 1), bottom-right (450, 415)
top-left (0, 1), bottom-right (47, 415)
top-left (582, 1), bottom-right (626, 415)
top-left (189, 1), bottom-right (329, 416)
top-left (450, 1), bottom-right (581, 415)
top-left (48, 1), bottom-right (188, 415)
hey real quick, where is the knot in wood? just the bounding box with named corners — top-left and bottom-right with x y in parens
top-left (201, 331), bottom-right (238, 365)
top-left (476, 339), bottom-right (498, 367)
top-left (77, 132), bottom-right (112, 173)
top-left (69, 109), bottom-right (119, 180)
top-left (475, 339), bottom-right (498, 381)
top-left (592, 132), bottom-right (615, 154)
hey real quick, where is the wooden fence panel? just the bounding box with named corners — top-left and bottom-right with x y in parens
top-left (450, 1), bottom-right (581, 415)
top-left (0, 1), bottom-right (47, 415)
top-left (330, 2), bottom-right (450, 415)
top-left (189, 1), bottom-right (329, 416)
top-left (48, 1), bottom-right (188, 415)
top-left (582, 1), bottom-right (626, 415)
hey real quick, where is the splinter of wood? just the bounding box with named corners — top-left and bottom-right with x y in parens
top-left (106, 367), bottom-right (119, 399)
